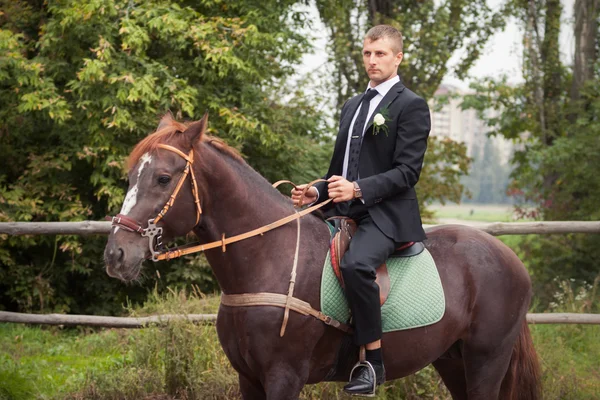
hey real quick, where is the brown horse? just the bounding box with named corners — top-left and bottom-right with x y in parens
top-left (104, 114), bottom-right (540, 400)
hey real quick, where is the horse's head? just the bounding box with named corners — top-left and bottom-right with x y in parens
top-left (104, 113), bottom-right (207, 282)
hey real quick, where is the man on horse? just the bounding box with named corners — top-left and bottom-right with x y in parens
top-left (292, 24), bottom-right (431, 396)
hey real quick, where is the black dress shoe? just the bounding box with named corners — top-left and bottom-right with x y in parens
top-left (343, 361), bottom-right (385, 396)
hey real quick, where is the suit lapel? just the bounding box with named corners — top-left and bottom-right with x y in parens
top-left (364, 80), bottom-right (406, 132)
top-left (334, 95), bottom-right (363, 156)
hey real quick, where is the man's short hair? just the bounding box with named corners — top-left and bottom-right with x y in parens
top-left (365, 25), bottom-right (403, 53)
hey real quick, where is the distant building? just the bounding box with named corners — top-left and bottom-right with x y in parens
top-left (429, 84), bottom-right (513, 165)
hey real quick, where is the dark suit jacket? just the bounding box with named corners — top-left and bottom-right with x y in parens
top-left (314, 79), bottom-right (431, 242)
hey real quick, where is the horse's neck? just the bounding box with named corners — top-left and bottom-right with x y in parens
top-left (193, 146), bottom-right (312, 294)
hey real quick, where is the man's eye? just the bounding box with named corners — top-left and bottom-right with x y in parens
top-left (158, 175), bottom-right (171, 185)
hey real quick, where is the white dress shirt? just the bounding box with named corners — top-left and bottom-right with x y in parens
top-left (341, 75), bottom-right (400, 179)
top-left (311, 75), bottom-right (400, 204)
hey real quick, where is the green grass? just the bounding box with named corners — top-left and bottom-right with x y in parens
top-left (0, 325), bottom-right (131, 400)
top-left (1, 285), bottom-right (598, 399)
top-left (529, 279), bottom-right (600, 399)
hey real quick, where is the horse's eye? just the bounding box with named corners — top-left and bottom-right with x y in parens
top-left (158, 175), bottom-right (171, 185)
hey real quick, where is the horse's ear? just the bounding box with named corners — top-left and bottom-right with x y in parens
top-left (184, 112), bottom-right (208, 146)
top-left (157, 112), bottom-right (174, 131)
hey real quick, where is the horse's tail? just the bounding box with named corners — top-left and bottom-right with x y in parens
top-left (500, 320), bottom-right (541, 400)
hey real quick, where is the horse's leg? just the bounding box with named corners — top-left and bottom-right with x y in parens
top-left (262, 363), bottom-right (307, 400)
top-left (239, 373), bottom-right (266, 400)
top-left (462, 341), bottom-right (514, 400)
top-left (432, 359), bottom-right (467, 400)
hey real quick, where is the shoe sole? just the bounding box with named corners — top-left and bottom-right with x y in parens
top-left (346, 392), bottom-right (376, 397)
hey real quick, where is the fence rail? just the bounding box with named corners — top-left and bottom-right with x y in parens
top-left (1, 310), bottom-right (599, 328)
top-left (2, 220), bottom-right (600, 236)
top-left (0, 311), bottom-right (217, 328)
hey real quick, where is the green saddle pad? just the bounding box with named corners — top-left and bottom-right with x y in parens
top-left (320, 247), bottom-right (445, 332)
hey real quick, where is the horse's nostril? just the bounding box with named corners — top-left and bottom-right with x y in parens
top-left (106, 246), bottom-right (126, 269)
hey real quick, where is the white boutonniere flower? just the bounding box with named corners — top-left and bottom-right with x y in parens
top-left (374, 113), bottom-right (385, 126)
top-left (372, 106), bottom-right (390, 136)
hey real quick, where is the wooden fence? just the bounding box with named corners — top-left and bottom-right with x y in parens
top-left (2, 220), bottom-right (600, 236)
top-left (1, 220), bottom-right (599, 328)
top-left (1, 310), bottom-right (599, 328)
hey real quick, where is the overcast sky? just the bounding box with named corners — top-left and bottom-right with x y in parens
top-left (299, 0), bottom-right (576, 92)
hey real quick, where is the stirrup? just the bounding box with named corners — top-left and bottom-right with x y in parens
top-left (347, 360), bottom-right (377, 397)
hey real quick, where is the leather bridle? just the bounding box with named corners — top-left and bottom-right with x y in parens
top-left (108, 143), bottom-right (202, 261)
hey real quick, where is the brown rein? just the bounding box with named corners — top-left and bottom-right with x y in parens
top-left (151, 177), bottom-right (332, 261)
top-left (155, 186), bottom-right (331, 261)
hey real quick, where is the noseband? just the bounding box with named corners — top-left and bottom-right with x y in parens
top-left (108, 144), bottom-right (202, 261)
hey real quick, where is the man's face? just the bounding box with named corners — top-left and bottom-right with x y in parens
top-left (362, 36), bottom-right (403, 86)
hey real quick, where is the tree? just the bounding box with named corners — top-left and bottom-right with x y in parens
top-left (316, 0), bottom-right (509, 104)
top-left (570, 0), bottom-right (598, 103)
top-left (0, 0), bottom-right (330, 313)
top-left (462, 0), bottom-right (600, 305)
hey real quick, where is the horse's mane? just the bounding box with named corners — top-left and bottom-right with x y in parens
top-left (127, 117), bottom-right (244, 170)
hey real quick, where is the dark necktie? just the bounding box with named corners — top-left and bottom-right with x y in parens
top-left (346, 89), bottom-right (378, 182)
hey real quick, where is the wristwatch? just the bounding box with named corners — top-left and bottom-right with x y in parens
top-left (352, 181), bottom-right (362, 199)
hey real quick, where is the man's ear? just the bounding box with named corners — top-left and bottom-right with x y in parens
top-left (157, 111), bottom-right (174, 131)
top-left (184, 112), bottom-right (208, 146)
top-left (395, 52), bottom-right (404, 67)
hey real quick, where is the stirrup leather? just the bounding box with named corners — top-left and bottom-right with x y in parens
top-left (348, 360), bottom-right (377, 397)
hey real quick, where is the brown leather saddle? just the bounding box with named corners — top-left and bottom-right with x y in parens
top-left (328, 216), bottom-right (425, 306)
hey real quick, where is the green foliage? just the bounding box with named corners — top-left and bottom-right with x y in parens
top-left (461, 1), bottom-right (600, 298)
top-left (465, 78), bottom-right (600, 298)
top-left (516, 234), bottom-right (600, 307)
top-left (0, 0), bottom-right (330, 313)
top-left (418, 137), bottom-right (471, 220)
top-left (530, 278), bottom-right (600, 399)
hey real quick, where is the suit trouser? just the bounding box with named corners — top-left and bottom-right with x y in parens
top-left (339, 201), bottom-right (399, 345)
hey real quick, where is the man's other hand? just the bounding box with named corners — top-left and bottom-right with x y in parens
top-left (290, 185), bottom-right (318, 206)
top-left (328, 175), bottom-right (354, 203)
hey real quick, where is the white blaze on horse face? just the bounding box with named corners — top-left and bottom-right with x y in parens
top-left (114, 153), bottom-right (153, 233)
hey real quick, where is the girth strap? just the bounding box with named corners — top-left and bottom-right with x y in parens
top-left (221, 292), bottom-right (352, 334)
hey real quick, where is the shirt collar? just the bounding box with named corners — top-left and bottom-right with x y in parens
top-left (366, 75), bottom-right (400, 98)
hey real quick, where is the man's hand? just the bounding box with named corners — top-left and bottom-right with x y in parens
top-left (290, 185), bottom-right (318, 207)
top-left (328, 175), bottom-right (355, 203)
